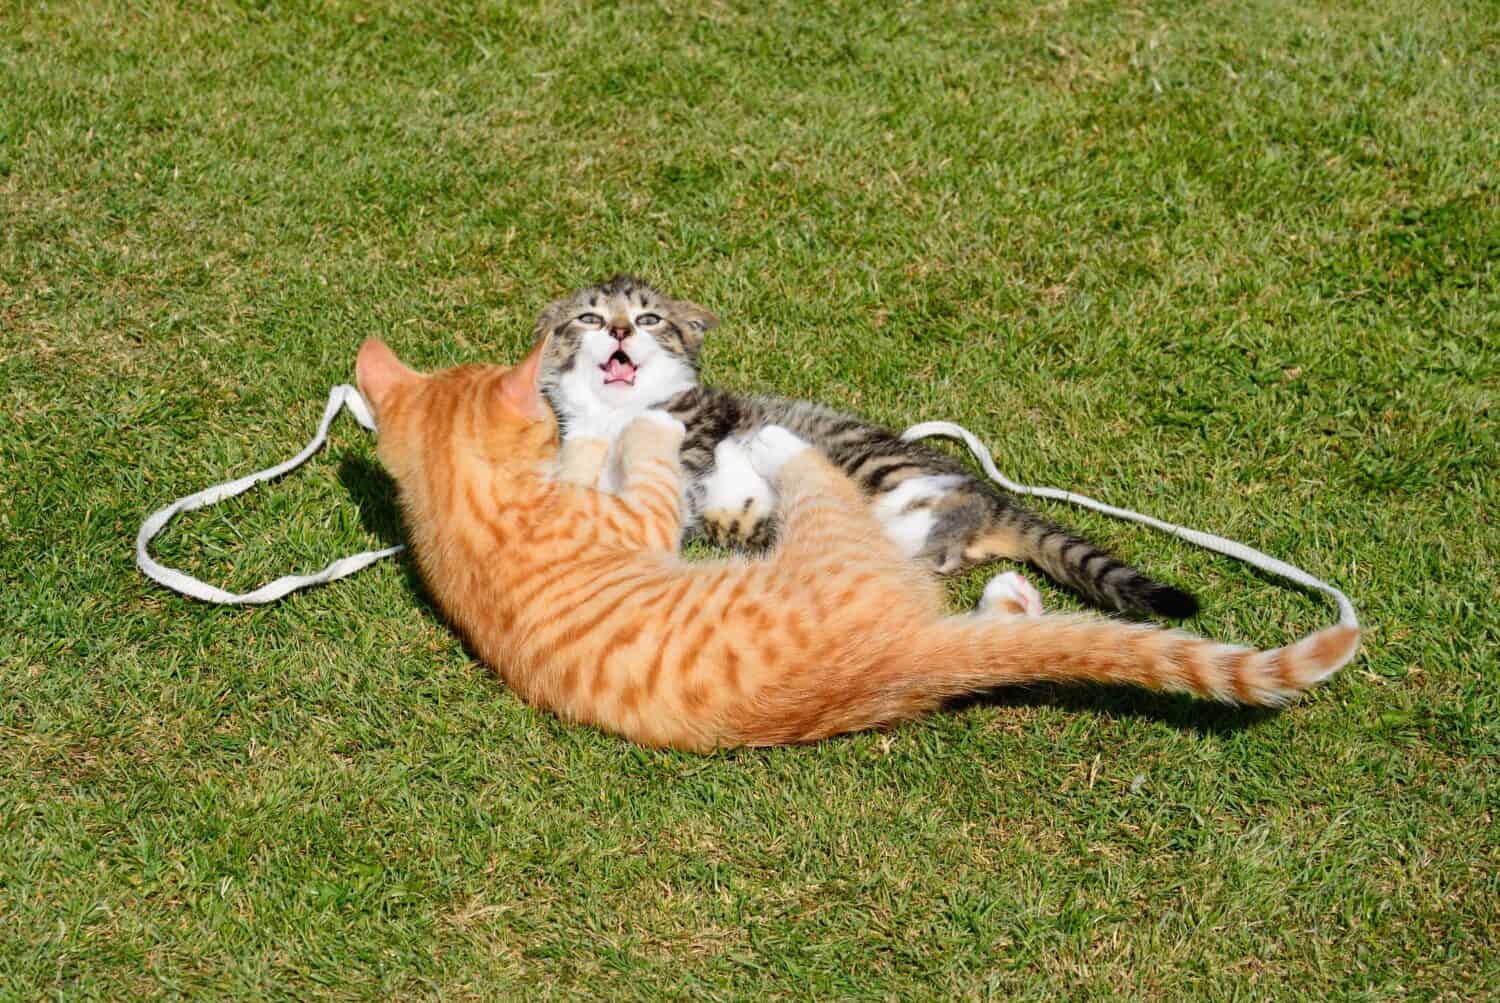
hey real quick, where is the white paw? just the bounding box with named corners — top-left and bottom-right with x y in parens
top-left (630, 408), bottom-right (686, 437)
top-left (704, 439), bottom-right (775, 511)
top-left (744, 426), bottom-right (811, 480)
top-left (979, 571), bottom-right (1043, 618)
top-left (566, 406), bottom-right (638, 443)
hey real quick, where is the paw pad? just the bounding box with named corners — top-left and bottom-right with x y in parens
top-left (701, 507), bottom-right (776, 551)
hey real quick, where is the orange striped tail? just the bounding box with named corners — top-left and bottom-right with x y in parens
top-left (730, 617), bottom-right (1359, 745)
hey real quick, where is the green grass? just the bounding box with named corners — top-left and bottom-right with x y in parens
top-left (2, 0), bottom-right (1497, 997)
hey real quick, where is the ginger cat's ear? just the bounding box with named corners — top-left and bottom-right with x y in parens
top-left (499, 334), bottom-right (552, 422)
top-left (356, 339), bottom-right (421, 413)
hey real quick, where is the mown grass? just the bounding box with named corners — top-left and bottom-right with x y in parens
top-left (2, 0), bottom-right (1496, 998)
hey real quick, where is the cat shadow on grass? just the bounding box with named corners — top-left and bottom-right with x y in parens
top-left (336, 454), bottom-right (1277, 738)
top-left (336, 454), bottom-right (445, 625)
top-left (949, 685), bottom-right (1275, 737)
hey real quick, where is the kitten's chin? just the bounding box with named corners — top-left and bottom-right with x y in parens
top-left (598, 381), bottom-right (644, 403)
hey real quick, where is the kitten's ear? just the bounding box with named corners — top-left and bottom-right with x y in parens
top-left (674, 300), bottom-right (720, 350)
top-left (532, 296), bottom-right (571, 344)
top-left (499, 334), bottom-right (552, 422)
top-left (356, 339), bottom-right (421, 412)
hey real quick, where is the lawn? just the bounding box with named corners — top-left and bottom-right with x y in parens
top-left (2, 0), bottom-right (1496, 997)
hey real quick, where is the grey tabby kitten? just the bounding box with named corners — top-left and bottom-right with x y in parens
top-left (534, 274), bottom-right (1197, 619)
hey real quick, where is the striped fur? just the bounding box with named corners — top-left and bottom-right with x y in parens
top-left (356, 338), bottom-right (1358, 752)
top-left (535, 275), bottom-right (1199, 619)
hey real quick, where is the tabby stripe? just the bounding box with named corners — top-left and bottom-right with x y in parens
top-left (634, 580), bottom-right (685, 616)
top-left (602, 511), bottom-right (633, 542)
top-left (593, 620), bottom-right (644, 696)
top-left (507, 546), bottom-right (602, 608)
top-left (719, 572), bottom-right (750, 612)
top-left (1081, 552), bottom-right (1113, 577)
top-left (783, 609), bottom-right (811, 651)
top-left (1227, 650), bottom-right (1255, 703)
top-left (866, 462), bottom-right (924, 491)
top-left (1226, 649), bottom-right (1258, 695)
top-left (645, 575), bottom-right (702, 692)
top-left (1270, 647), bottom-right (1298, 689)
top-left (671, 619), bottom-right (716, 680)
top-left (684, 569), bottom-right (735, 628)
top-left (628, 490), bottom-right (675, 525)
top-left (543, 566), bottom-right (642, 614)
top-left (645, 525), bottom-right (676, 553)
top-left (529, 525), bottom-right (586, 548)
top-left (631, 463), bottom-right (677, 490)
top-left (630, 481), bottom-right (678, 515)
top-left (1059, 539), bottom-right (1091, 565)
top-left (549, 571), bottom-right (652, 629)
top-left (624, 456), bottom-right (676, 483)
top-left (643, 578), bottom-right (697, 694)
top-left (827, 425), bottom-right (886, 453)
top-left (462, 482), bottom-right (511, 545)
top-left (722, 646), bottom-right (743, 693)
top-left (537, 600), bottom-right (618, 658)
top-left (830, 573), bottom-right (879, 609)
top-left (635, 509), bottom-right (676, 548)
top-left (838, 443), bottom-right (891, 478)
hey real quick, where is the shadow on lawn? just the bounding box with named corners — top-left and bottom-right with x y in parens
top-left (952, 686), bottom-right (1276, 736)
top-left (337, 454), bottom-right (446, 624)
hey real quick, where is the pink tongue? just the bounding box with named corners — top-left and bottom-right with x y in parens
top-left (603, 358), bottom-right (637, 384)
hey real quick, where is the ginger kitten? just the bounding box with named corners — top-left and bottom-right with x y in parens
top-left (356, 337), bottom-right (1358, 751)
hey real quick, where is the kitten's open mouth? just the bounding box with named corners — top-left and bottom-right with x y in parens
top-left (601, 350), bottom-right (638, 386)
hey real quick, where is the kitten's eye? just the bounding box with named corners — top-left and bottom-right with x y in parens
top-left (635, 313), bottom-right (661, 326)
top-left (577, 313), bottom-right (604, 326)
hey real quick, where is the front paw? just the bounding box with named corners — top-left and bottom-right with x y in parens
top-left (744, 426), bottom-right (811, 480)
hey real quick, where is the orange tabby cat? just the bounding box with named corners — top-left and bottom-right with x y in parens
top-left (356, 337), bottom-right (1359, 751)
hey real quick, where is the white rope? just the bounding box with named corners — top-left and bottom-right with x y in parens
top-left (901, 420), bottom-right (1358, 628)
top-left (135, 385), bottom-right (405, 605)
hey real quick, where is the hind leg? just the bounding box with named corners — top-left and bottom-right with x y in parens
top-left (926, 501), bottom-right (1029, 575)
top-left (746, 426), bottom-right (907, 563)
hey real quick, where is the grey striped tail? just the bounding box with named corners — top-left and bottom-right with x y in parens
top-left (976, 510), bottom-right (1200, 619)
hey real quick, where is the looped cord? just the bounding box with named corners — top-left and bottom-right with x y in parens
top-left (135, 385), bottom-right (405, 605)
top-left (900, 420), bottom-right (1358, 629)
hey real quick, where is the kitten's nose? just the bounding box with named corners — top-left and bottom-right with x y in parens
top-left (609, 325), bottom-right (631, 342)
